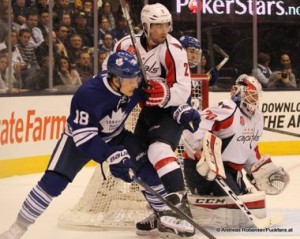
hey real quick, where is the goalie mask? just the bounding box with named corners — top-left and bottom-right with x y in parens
top-left (179, 35), bottom-right (202, 68)
top-left (231, 74), bottom-right (262, 118)
top-left (141, 3), bottom-right (172, 38)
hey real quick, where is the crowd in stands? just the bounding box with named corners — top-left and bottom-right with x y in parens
top-left (0, 0), bottom-right (298, 93)
top-left (0, 0), bottom-right (143, 92)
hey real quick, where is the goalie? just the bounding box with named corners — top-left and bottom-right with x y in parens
top-left (182, 74), bottom-right (290, 227)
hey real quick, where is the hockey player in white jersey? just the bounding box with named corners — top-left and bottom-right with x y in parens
top-left (113, 3), bottom-right (200, 238)
top-left (182, 74), bottom-right (290, 227)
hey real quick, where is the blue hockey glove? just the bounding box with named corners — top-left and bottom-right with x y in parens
top-left (173, 104), bottom-right (201, 132)
top-left (209, 68), bottom-right (219, 86)
top-left (105, 146), bottom-right (133, 183)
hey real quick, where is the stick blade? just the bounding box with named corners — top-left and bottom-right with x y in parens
top-left (254, 213), bottom-right (284, 229)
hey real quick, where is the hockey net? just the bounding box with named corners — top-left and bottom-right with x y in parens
top-left (58, 75), bottom-right (209, 230)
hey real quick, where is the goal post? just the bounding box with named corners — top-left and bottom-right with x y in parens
top-left (57, 75), bottom-right (210, 230)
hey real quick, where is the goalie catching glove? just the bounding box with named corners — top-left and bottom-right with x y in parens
top-left (105, 146), bottom-right (134, 183)
top-left (173, 104), bottom-right (201, 132)
top-left (143, 79), bottom-right (170, 107)
top-left (247, 155), bottom-right (290, 195)
top-left (194, 132), bottom-right (226, 180)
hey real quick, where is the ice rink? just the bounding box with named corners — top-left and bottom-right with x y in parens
top-left (0, 155), bottom-right (299, 239)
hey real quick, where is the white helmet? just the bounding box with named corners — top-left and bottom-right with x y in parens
top-left (141, 3), bottom-right (172, 38)
top-left (231, 74), bottom-right (262, 118)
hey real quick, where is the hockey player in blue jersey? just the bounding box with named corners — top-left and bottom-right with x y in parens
top-left (0, 51), bottom-right (147, 239)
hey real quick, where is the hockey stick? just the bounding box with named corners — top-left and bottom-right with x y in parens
top-left (133, 176), bottom-right (217, 239)
top-left (264, 127), bottom-right (300, 137)
top-left (180, 136), bottom-right (284, 229)
top-left (119, 0), bottom-right (148, 86)
top-left (213, 44), bottom-right (229, 71)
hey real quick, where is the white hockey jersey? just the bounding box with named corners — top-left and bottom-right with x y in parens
top-left (113, 34), bottom-right (191, 107)
top-left (183, 99), bottom-right (264, 168)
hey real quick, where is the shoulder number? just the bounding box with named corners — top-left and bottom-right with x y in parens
top-left (74, 110), bottom-right (89, 125)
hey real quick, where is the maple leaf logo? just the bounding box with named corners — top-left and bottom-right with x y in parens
top-left (99, 109), bottom-right (127, 133)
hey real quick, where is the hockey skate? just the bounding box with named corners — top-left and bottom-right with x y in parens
top-left (136, 212), bottom-right (158, 236)
top-left (0, 222), bottom-right (27, 239)
top-left (157, 192), bottom-right (195, 238)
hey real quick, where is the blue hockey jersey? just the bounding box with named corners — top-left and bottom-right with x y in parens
top-left (65, 73), bottom-right (141, 162)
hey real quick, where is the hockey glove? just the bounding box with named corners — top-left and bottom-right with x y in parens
top-left (106, 146), bottom-right (134, 183)
top-left (196, 132), bottom-right (225, 181)
top-left (208, 68), bottom-right (219, 86)
top-left (248, 155), bottom-right (290, 195)
top-left (143, 79), bottom-right (170, 107)
top-left (173, 104), bottom-right (201, 132)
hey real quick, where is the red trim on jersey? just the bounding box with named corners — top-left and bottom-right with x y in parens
top-left (212, 114), bottom-right (234, 132)
top-left (192, 199), bottom-right (265, 210)
top-left (254, 145), bottom-right (261, 160)
top-left (154, 157), bottom-right (177, 170)
top-left (164, 49), bottom-right (176, 87)
top-left (227, 162), bottom-right (244, 171)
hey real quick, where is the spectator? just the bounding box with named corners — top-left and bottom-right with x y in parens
top-left (57, 55), bottom-right (81, 88)
top-left (75, 51), bottom-right (93, 83)
top-left (34, 31), bottom-right (68, 67)
top-left (37, 9), bottom-right (50, 38)
top-left (16, 28), bottom-right (40, 90)
top-left (81, 0), bottom-right (93, 27)
top-left (0, 53), bottom-right (21, 93)
top-left (21, 11), bottom-right (45, 48)
top-left (98, 50), bottom-right (108, 72)
top-left (55, 25), bottom-right (70, 45)
top-left (66, 33), bottom-right (87, 65)
top-left (111, 15), bottom-right (129, 41)
top-left (32, 56), bottom-right (60, 90)
top-left (98, 1), bottom-right (115, 31)
top-left (34, 0), bottom-right (49, 13)
top-left (252, 52), bottom-right (272, 88)
top-left (98, 16), bottom-right (111, 46)
top-left (58, 12), bottom-right (76, 36)
top-left (99, 33), bottom-right (114, 55)
top-left (13, 0), bottom-right (30, 25)
top-left (53, 0), bottom-right (76, 20)
top-left (268, 54), bottom-right (297, 89)
top-left (73, 11), bottom-right (94, 47)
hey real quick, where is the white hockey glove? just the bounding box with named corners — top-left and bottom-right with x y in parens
top-left (143, 79), bottom-right (170, 107)
top-left (248, 155), bottom-right (290, 195)
top-left (196, 132), bottom-right (226, 181)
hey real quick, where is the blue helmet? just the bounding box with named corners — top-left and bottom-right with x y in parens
top-left (179, 35), bottom-right (202, 68)
top-left (179, 35), bottom-right (201, 50)
top-left (107, 51), bottom-right (140, 78)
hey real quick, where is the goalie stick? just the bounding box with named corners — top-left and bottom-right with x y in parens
top-left (119, 0), bottom-right (148, 86)
top-left (133, 176), bottom-right (217, 239)
top-left (213, 44), bottom-right (229, 71)
top-left (180, 136), bottom-right (284, 229)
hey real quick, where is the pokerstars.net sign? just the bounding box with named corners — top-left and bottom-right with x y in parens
top-left (176, 0), bottom-right (300, 16)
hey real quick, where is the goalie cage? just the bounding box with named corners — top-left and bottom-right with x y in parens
top-left (58, 74), bottom-right (209, 231)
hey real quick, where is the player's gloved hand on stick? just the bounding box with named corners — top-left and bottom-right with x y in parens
top-left (248, 155), bottom-right (290, 195)
top-left (143, 79), bottom-right (170, 107)
top-left (105, 146), bottom-right (133, 183)
top-left (173, 104), bottom-right (201, 132)
top-left (208, 68), bottom-right (219, 86)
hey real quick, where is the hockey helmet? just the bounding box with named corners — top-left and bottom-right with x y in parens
top-left (107, 51), bottom-right (140, 79)
top-left (141, 3), bottom-right (172, 38)
top-left (231, 74), bottom-right (262, 118)
top-left (179, 35), bottom-right (202, 68)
